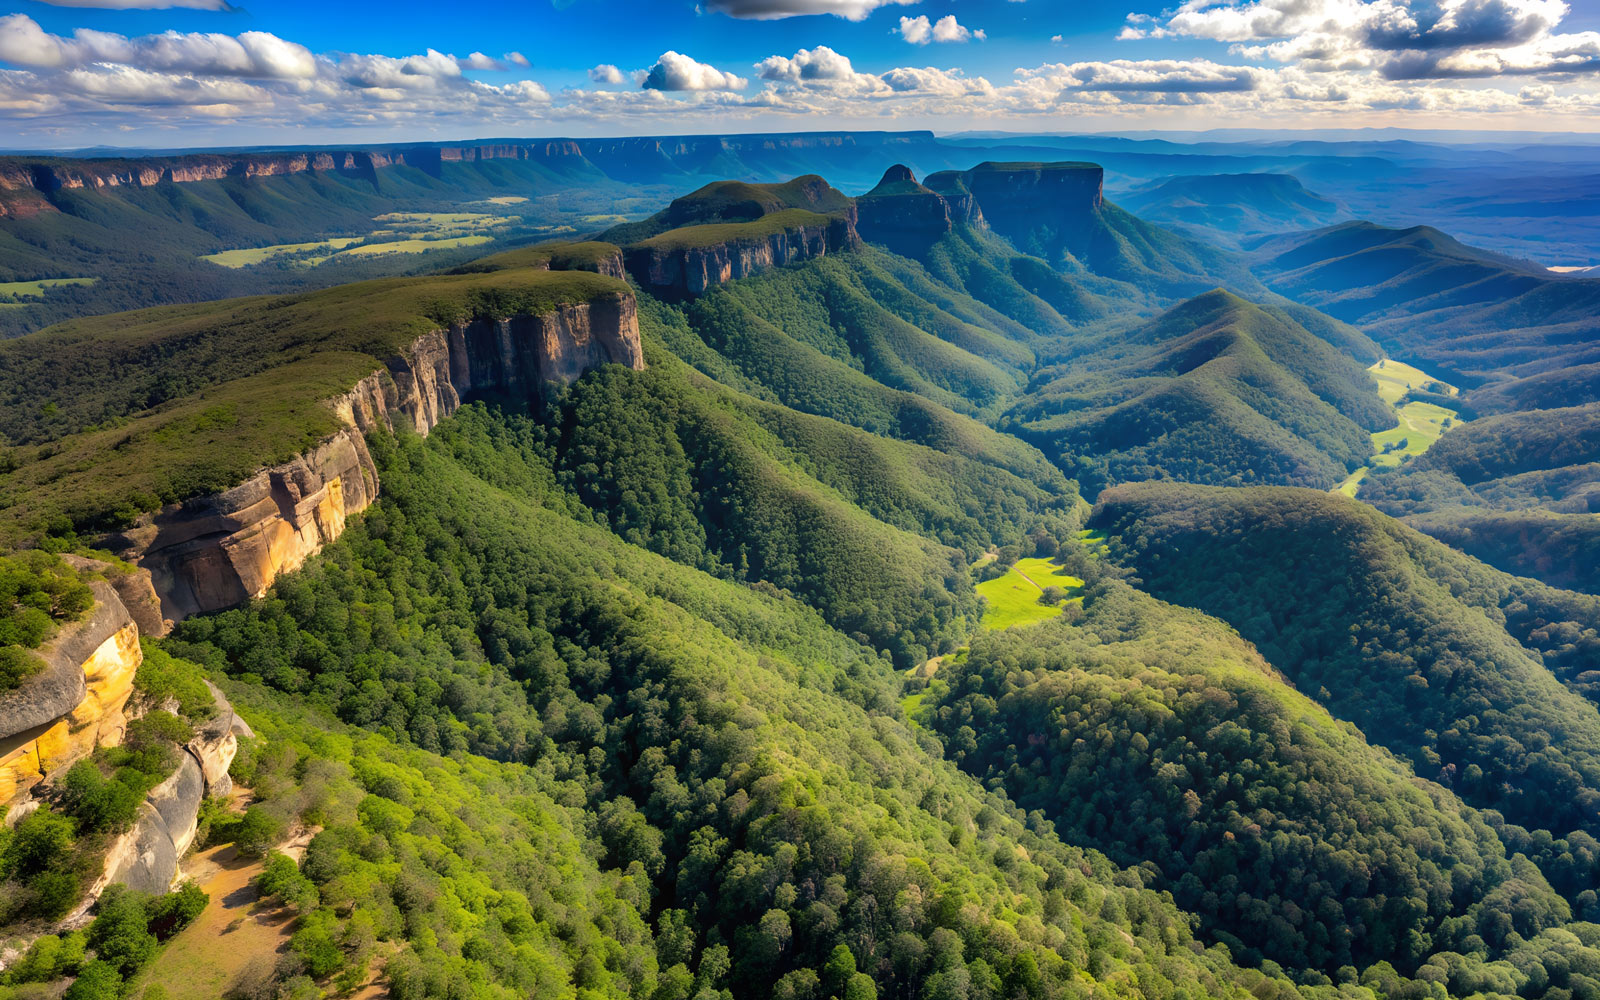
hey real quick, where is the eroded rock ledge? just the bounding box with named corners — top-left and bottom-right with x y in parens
top-left (106, 292), bottom-right (644, 623)
top-left (625, 211), bottom-right (859, 297)
top-left (1, 580), bottom-right (140, 805)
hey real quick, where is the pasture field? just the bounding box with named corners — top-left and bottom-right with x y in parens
top-left (202, 238), bottom-right (363, 268)
top-left (1370, 359), bottom-right (1457, 404)
top-left (976, 557), bottom-right (1085, 630)
top-left (335, 235), bottom-right (494, 257)
top-left (1339, 360), bottom-right (1464, 496)
top-left (0, 277), bottom-right (97, 299)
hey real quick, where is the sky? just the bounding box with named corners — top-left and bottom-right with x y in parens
top-left (1, 0), bottom-right (1599, 147)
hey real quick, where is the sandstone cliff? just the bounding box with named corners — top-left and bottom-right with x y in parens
top-left (624, 211), bottom-right (859, 297)
top-left (957, 161), bottom-right (1104, 252)
top-left (99, 684), bottom-right (247, 899)
top-left (106, 292), bottom-right (643, 623)
top-left (1, 581), bottom-right (140, 805)
top-left (0, 132), bottom-right (937, 218)
top-left (855, 165), bottom-right (955, 256)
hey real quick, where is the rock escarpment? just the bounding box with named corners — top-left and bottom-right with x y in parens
top-left (107, 292), bottom-right (644, 622)
top-left (100, 685), bottom-right (247, 897)
top-left (1, 581), bottom-right (140, 805)
top-left (855, 165), bottom-right (955, 255)
top-left (851, 161), bottom-right (1102, 259)
top-left (958, 161), bottom-right (1104, 252)
top-left (625, 211), bottom-right (859, 297)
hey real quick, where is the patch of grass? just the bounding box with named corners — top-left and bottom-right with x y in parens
top-left (976, 557), bottom-right (1084, 630)
top-left (0, 277), bottom-right (98, 299)
top-left (634, 209), bottom-right (839, 251)
top-left (200, 239), bottom-right (362, 269)
top-left (1370, 359), bottom-right (1456, 405)
top-left (335, 235), bottom-right (494, 257)
top-left (483, 196), bottom-right (528, 206)
top-left (1339, 360), bottom-right (1464, 496)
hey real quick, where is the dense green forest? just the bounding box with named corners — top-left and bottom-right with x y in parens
top-left (1090, 484), bottom-right (1600, 851)
top-left (5, 159), bottom-right (1600, 1000)
top-left (155, 413), bottom-right (1326, 1000)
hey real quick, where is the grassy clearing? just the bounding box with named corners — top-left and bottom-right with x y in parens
top-left (483, 196), bottom-right (528, 206)
top-left (0, 277), bottom-right (97, 299)
top-left (636, 209), bottom-right (838, 250)
top-left (201, 238), bottom-right (362, 268)
top-left (1339, 360), bottom-right (1464, 497)
top-left (126, 842), bottom-right (294, 1000)
top-left (1370, 359), bottom-right (1457, 405)
top-left (976, 557), bottom-right (1085, 630)
top-left (1074, 528), bottom-right (1109, 557)
top-left (336, 235), bottom-right (494, 257)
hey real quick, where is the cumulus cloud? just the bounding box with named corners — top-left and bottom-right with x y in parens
top-left (703, 0), bottom-right (914, 20)
top-left (588, 63), bottom-right (625, 84)
top-left (899, 14), bottom-right (983, 44)
top-left (640, 51), bottom-right (748, 91)
top-left (0, 16), bottom-right (317, 78)
top-left (1138, 0), bottom-right (1598, 78)
top-left (504, 52), bottom-right (530, 68)
top-left (755, 45), bottom-right (860, 83)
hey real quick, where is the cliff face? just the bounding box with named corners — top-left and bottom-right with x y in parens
top-left (1, 581), bottom-right (140, 806)
top-left (107, 293), bottom-right (643, 623)
top-left (625, 215), bottom-right (858, 297)
top-left (855, 165), bottom-right (954, 255)
top-left (959, 162), bottom-right (1104, 251)
top-left (0, 132), bottom-right (937, 213)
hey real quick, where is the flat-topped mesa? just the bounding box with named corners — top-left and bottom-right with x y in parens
top-left (1, 580), bottom-right (140, 806)
top-left (855, 165), bottom-right (954, 255)
top-left (922, 170), bottom-right (985, 227)
top-left (958, 161), bottom-right (1104, 248)
top-left (624, 209), bottom-right (859, 297)
top-left (107, 288), bottom-right (643, 623)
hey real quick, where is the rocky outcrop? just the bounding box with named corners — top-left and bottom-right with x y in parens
top-left (101, 684), bottom-right (246, 896)
top-left (625, 214), bottom-right (859, 297)
top-left (1, 581), bottom-right (140, 806)
top-left (0, 132), bottom-right (937, 207)
top-left (106, 292), bottom-right (643, 622)
top-left (107, 429), bottom-right (379, 623)
top-left (855, 165), bottom-right (954, 255)
top-left (958, 161), bottom-right (1104, 250)
top-left (923, 171), bottom-right (985, 227)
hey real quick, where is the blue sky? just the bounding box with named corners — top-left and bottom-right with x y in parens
top-left (2, 0), bottom-right (1599, 146)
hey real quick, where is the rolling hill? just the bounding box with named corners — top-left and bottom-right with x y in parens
top-left (1119, 172), bottom-right (1345, 246)
top-left (1005, 289), bottom-right (1391, 494)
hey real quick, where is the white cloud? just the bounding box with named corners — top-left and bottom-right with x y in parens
top-left (899, 14), bottom-right (982, 44)
top-left (458, 52), bottom-right (500, 71)
top-left (588, 63), bottom-right (625, 84)
top-left (504, 52), bottom-right (530, 68)
top-left (1142, 0), bottom-right (1597, 78)
top-left (755, 45), bottom-right (860, 83)
top-left (640, 51), bottom-right (748, 91)
top-left (704, 0), bottom-right (915, 20)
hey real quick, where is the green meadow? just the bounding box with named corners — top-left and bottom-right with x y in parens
top-left (1339, 360), bottom-right (1464, 496)
top-left (0, 277), bottom-right (98, 299)
top-left (975, 556), bottom-right (1085, 630)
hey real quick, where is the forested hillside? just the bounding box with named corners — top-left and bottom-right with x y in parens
top-left (5, 157), bottom-right (1600, 1000)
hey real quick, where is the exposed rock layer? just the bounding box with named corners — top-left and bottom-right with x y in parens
top-left (107, 293), bottom-right (643, 622)
top-left (625, 215), bottom-right (858, 296)
top-left (1, 581), bottom-right (140, 805)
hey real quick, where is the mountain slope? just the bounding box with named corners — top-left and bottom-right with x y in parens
top-left (1007, 290), bottom-right (1390, 493)
top-left (1091, 483), bottom-right (1600, 844)
top-left (1252, 221), bottom-right (1600, 388)
top-left (1120, 172), bottom-right (1345, 246)
top-left (926, 575), bottom-right (1573, 973)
